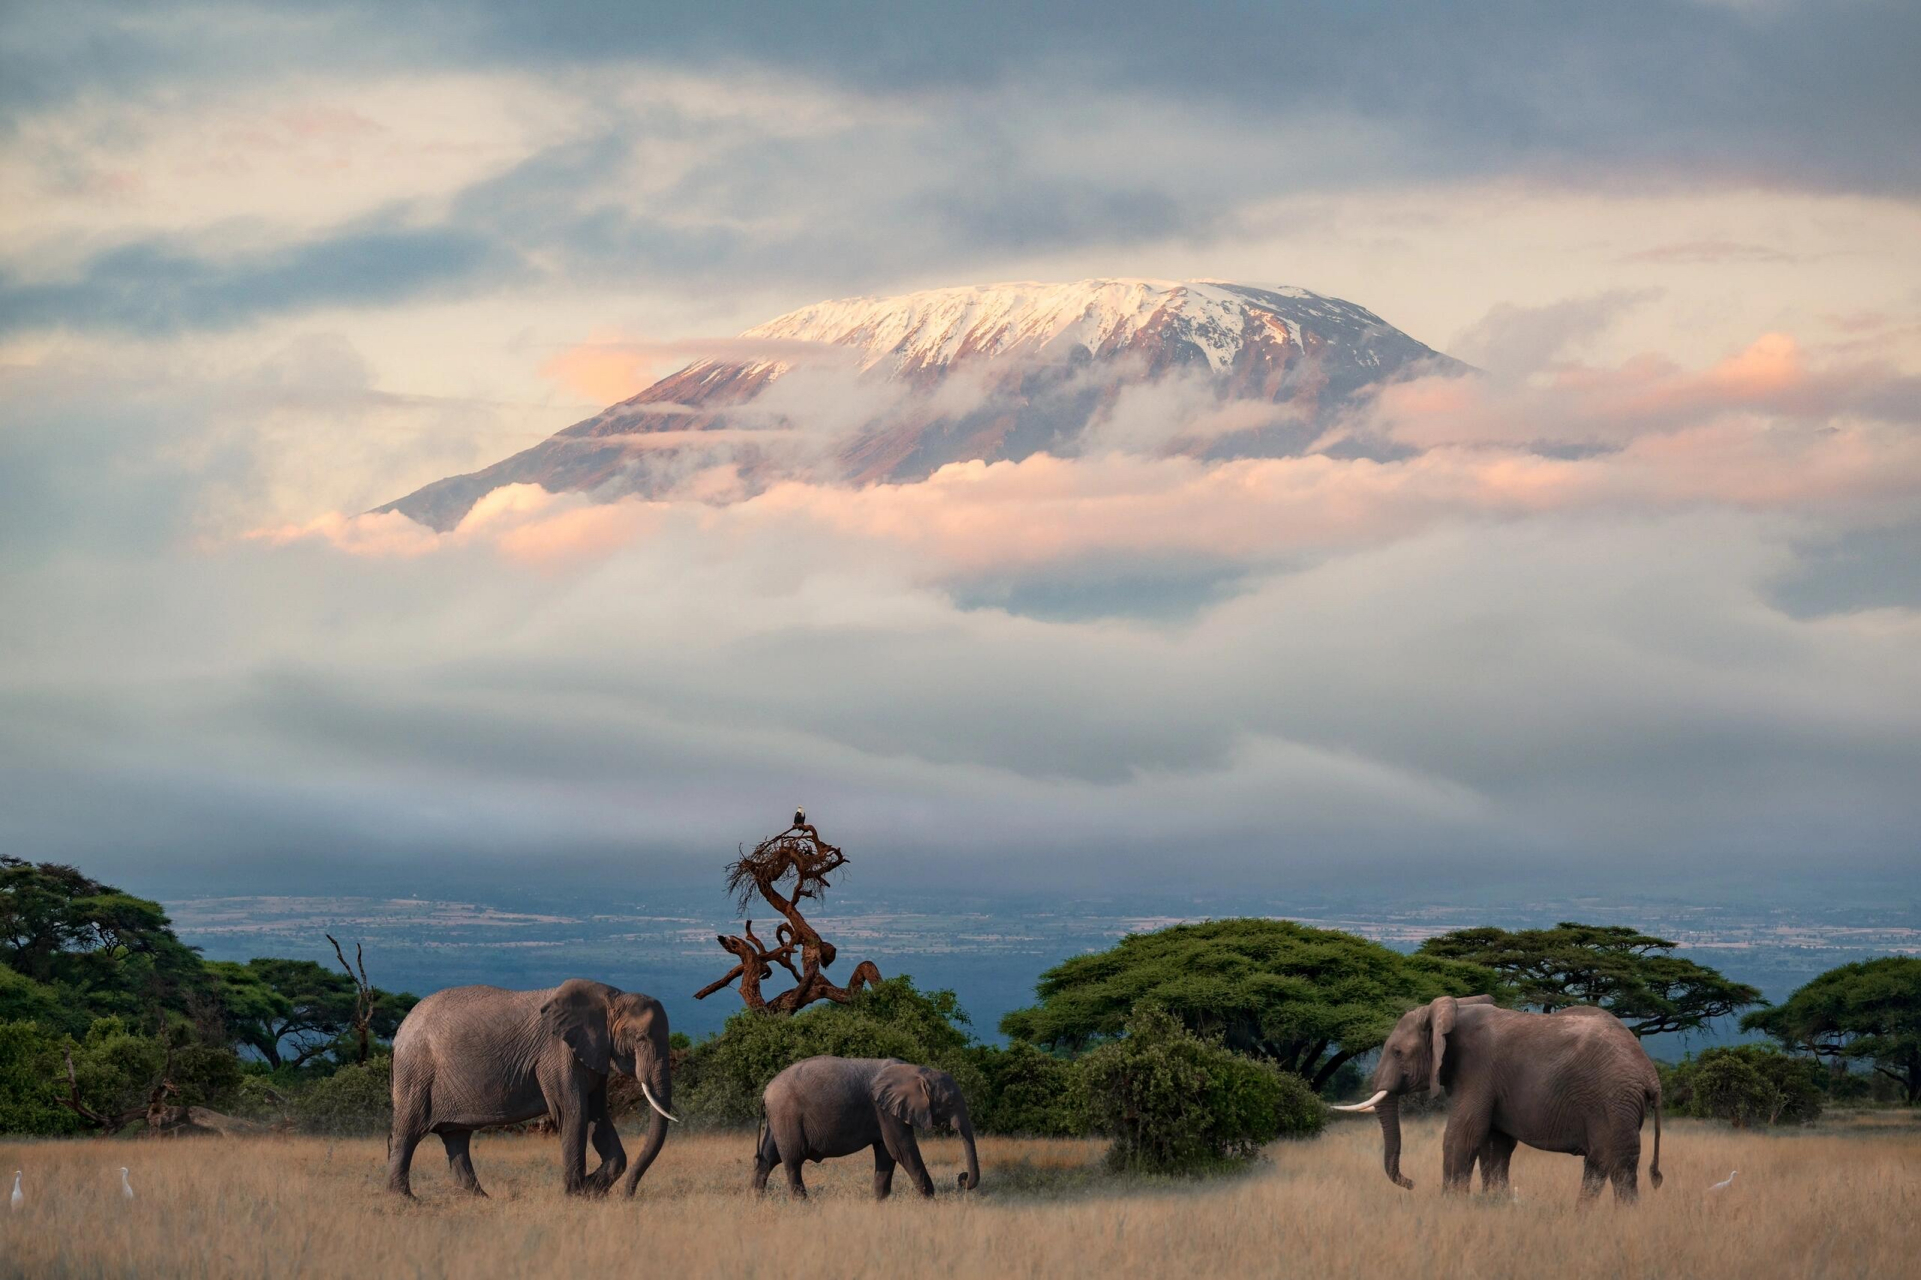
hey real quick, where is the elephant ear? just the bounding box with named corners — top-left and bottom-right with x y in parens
top-left (874, 1064), bottom-right (936, 1131)
top-left (540, 979), bottom-right (613, 1075)
top-left (1428, 996), bottom-right (1461, 1094)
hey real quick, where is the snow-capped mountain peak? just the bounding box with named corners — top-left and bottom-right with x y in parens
top-left (378, 278), bottom-right (1462, 531)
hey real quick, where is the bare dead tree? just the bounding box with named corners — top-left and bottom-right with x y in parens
top-left (695, 815), bottom-right (883, 1014)
top-left (326, 933), bottom-right (378, 1065)
top-left (53, 1047), bottom-right (147, 1134)
top-left (54, 1034), bottom-right (185, 1135)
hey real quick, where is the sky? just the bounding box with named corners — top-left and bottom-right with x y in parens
top-left (1, 1), bottom-right (1918, 904)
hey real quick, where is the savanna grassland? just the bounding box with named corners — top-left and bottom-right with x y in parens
top-left (3, 1115), bottom-right (1917, 1280)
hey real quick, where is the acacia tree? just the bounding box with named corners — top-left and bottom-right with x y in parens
top-left (0, 857), bottom-right (209, 1032)
top-left (1000, 918), bottom-right (1498, 1091)
top-left (208, 957), bottom-right (415, 1069)
top-left (1417, 923), bottom-right (1761, 1037)
top-left (695, 816), bottom-right (882, 1015)
top-left (1743, 957), bottom-right (1921, 1103)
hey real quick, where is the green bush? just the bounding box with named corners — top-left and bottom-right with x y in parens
top-left (292, 1056), bottom-right (393, 1135)
top-left (970, 1042), bottom-right (1086, 1137)
top-left (1079, 1003), bottom-right (1321, 1174)
top-left (675, 977), bottom-right (985, 1127)
top-left (0, 1020), bottom-right (79, 1135)
top-left (1664, 1045), bottom-right (1824, 1127)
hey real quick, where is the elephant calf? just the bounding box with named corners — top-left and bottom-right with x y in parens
top-left (754, 1056), bottom-right (980, 1200)
top-left (1333, 996), bottom-right (1663, 1203)
top-left (387, 979), bottom-right (678, 1198)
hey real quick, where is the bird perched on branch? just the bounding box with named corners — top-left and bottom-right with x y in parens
top-left (793, 806), bottom-right (807, 829)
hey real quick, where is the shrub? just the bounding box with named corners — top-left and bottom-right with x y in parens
top-left (0, 1020), bottom-right (79, 1135)
top-left (970, 1042), bottom-right (1086, 1137)
top-left (675, 977), bottom-right (984, 1127)
top-left (1079, 1003), bottom-right (1320, 1174)
top-left (292, 1056), bottom-right (393, 1135)
top-left (1691, 1055), bottom-right (1778, 1127)
top-left (1664, 1045), bottom-right (1823, 1126)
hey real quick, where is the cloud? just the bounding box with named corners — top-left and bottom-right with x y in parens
top-left (1618, 239), bottom-right (1802, 266)
top-left (9, 1), bottom-right (1918, 200)
top-left (0, 220), bottom-right (519, 336)
top-left (1449, 290), bottom-right (1660, 376)
top-left (257, 330), bottom-right (1921, 580)
top-left (1366, 334), bottom-right (1921, 450)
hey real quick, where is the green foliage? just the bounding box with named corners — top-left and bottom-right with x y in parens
top-left (291, 1055), bottom-right (393, 1135)
top-left (0, 966), bottom-right (64, 1028)
top-left (1663, 1045), bottom-right (1823, 1127)
top-left (207, 957), bottom-right (416, 1069)
top-left (969, 1042), bottom-right (1086, 1137)
top-left (676, 977), bottom-right (985, 1126)
top-left (0, 857), bottom-right (211, 1033)
top-left (1002, 918), bottom-right (1496, 1088)
top-left (1078, 1004), bottom-right (1321, 1174)
top-left (1417, 922), bottom-right (1762, 1038)
top-left (0, 1020), bottom-right (80, 1135)
top-left (1743, 957), bottom-right (1921, 1103)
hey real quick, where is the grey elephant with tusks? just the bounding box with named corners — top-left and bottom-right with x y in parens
top-left (754, 1056), bottom-right (980, 1199)
top-left (1332, 995), bottom-right (1662, 1203)
top-left (386, 979), bottom-right (678, 1198)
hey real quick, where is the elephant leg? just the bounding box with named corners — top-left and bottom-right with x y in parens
top-left (872, 1142), bottom-right (897, 1201)
top-left (781, 1151), bottom-right (809, 1199)
top-left (1439, 1107), bottom-right (1488, 1193)
top-left (882, 1126), bottom-right (935, 1198)
top-left (752, 1125), bottom-right (779, 1194)
top-left (1578, 1155), bottom-right (1608, 1204)
top-left (557, 1104), bottom-right (592, 1196)
top-left (440, 1130), bottom-right (487, 1198)
top-left (767, 1111), bottom-right (809, 1199)
top-left (386, 1091), bottom-right (432, 1197)
top-left (584, 1108), bottom-right (627, 1197)
top-left (1478, 1130), bottom-right (1517, 1194)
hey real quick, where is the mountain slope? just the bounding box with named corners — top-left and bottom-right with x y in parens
top-left (380, 279), bottom-right (1464, 531)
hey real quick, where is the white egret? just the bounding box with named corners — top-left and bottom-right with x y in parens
top-left (120, 1167), bottom-right (134, 1201)
top-left (1708, 1169), bottom-right (1737, 1192)
top-left (9, 1170), bottom-right (20, 1212)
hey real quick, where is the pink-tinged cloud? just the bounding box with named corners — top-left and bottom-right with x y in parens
top-left (247, 509), bottom-right (443, 557)
top-left (261, 332), bottom-right (1921, 574)
top-left (1373, 333), bottom-right (1918, 450)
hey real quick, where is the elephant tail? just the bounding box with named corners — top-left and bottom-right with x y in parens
top-left (1647, 1085), bottom-right (1663, 1190)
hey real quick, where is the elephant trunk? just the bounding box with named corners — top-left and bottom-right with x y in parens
top-left (621, 1063), bottom-right (672, 1197)
top-left (1377, 1095), bottom-right (1413, 1190)
top-left (955, 1103), bottom-right (980, 1191)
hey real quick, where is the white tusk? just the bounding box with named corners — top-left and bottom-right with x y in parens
top-left (641, 1080), bottom-right (680, 1123)
top-left (1328, 1089), bottom-right (1389, 1113)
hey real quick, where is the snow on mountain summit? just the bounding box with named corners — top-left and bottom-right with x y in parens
top-left (379, 278), bottom-right (1464, 531)
top-left (742, 279), bottom-right (1392, 376)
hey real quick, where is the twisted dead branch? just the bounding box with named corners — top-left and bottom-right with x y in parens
top-left (696, 818), bottom-right (883, 1014)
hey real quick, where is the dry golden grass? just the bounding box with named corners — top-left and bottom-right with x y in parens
top-left (3, 1115), bottom-right (1917, 1279)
